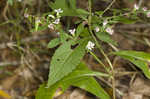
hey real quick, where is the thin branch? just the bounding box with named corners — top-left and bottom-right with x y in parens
top-left (0, 34), bottom-right (53, 49)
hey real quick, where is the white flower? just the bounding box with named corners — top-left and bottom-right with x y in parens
top-left (24, 13), bottom-right (29, 18)
top-left (103, 20), bottom-right (108, 26)
top-left (95, 27), bottom-right (100, 32)
top-left (53, 19), bottom-right (60, 24)
top-left (48, 24), bottom-right (54, 29)
top-left (147, 12), bottom-right (150, 17)
top-left (69, 28), bottom-right (76, 36)
top-left (143, 7), bottom-right (147, 11)
top-left (54, 8), bottom-right (63, 15)
top-left (48, 14), bottom-right (55, 19)
top-left (86, 41), bottom-right (95, 51)
top-left (106, 27), bottom-right (114, 35)
top-left (134, 4), bottom-right (139, 10)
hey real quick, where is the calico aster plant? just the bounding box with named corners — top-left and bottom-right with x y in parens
top-left (24, 0), bottom-right (150, 99)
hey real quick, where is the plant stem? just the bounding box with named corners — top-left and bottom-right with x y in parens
top-left (102, 0), bottom-right (116, 16)
top-left (89, 50), bottom-right (110, 73)
top-left (88, 0), bottom-right (116, 98)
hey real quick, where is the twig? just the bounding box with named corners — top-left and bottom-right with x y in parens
top-left (0, 34), bottom-right (52, 49)
top-left (23, 56), bottom-right (44, 82)
top-left (0, 60), bottom-right (49, 67)
top-left (0, 61), bottom-right (19, 67)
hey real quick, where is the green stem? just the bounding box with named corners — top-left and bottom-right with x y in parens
top-left (88, 0), bottom-right (116, 98)
top-left (89, 50), bottom-right (110, 73)
top-left (101, 0), bottom-right (116, 16)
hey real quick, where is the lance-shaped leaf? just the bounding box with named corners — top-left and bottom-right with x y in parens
top-left (112, 50), bottom-right (150, 61)
top-left (47, 39), bottom-right (89, 87)
top-left (112, 50), bottom-right (150, 79)
top-left (60, 63), bottom-right (110, 99)
top-left (36, 62), bottom-right (110, 99)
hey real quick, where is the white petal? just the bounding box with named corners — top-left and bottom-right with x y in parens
top-left (95, 27), bottom-right (100, 32)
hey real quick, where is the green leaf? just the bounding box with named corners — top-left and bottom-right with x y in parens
top-left (76, 9), bottom-right (89, 16)
top-left (49, 0), bottom-right (74, 16)
top-left (61, 62), bottom-right (110, 99)
top-left (92, 16), bottom-right (102, 24)
top-left (121, 55), bottom-right (150, 79)
top-left (49, 0), bottom-right (67, 10)
top-left (112, 51), bottom-right (150, 62)
top-left (61, 76), bottom-right (110, 99)
top-left (36, 62), bottom-right (110, 99)
top-left (73, 77), bottom-right (110, 99)
top-left (114, 17), bottom-right (137, 24)
top-left (30, 24), bottom-right (48, 32)
top-left (69, 0), bottom-right (76, 9)
top-left (112, 51), bottom-right (150, 79)
top-left (80, 28), bottom-right (90, 37)
top-left (60, 31), bottom-right (71, 43)
top-left (61, 70), bottom-right (109, 83)
top-left (75, 23), bottom-right (84, 39)
top-left (35, 83), bottom-right (59, 99)
top-left (47, 38), bottom-right (60, 48)
top-left (95, 11), bottom-right (104, 16)
top-left (96, 32), bottom-right (117, 45)
top-left (47, 39), bottom-right (89, 87)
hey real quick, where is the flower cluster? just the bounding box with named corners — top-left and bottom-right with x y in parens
top-left (134, 4), bottom-right (150, 18)
top-left (47, 8), bottom-right (63, 30)
top-left (94, 19), bottom-right (114, 35)
top-left (103, 19), bottom-right (114, 35)
top-left (142, 7), bottom-right (150, 18)
top-left (143, 7), bottom-right (147, 11)
top-left (23, 8), bottom-right (63, 33)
